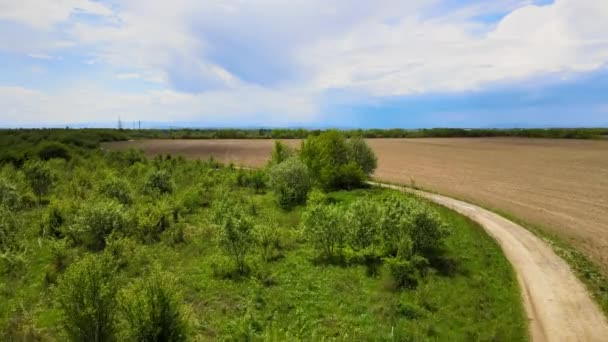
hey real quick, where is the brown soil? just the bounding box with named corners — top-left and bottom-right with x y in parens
top-left (103, 137), bottom-right (608, 273)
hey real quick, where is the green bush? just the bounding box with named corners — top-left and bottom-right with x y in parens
top-left (385, 257), bottom-right (418, 289)
top-left (378, 194), bottom-right (416, 256)
top-left (119, 268), bottom-right (188, 341)
top-left (253, 221), bottom-right (280, 262)
top-left (411, 207), bottom-right (448, 257)
top-left (301, 202), bottom-right (344, 259)
top-left (268, 157), bottom-right (311, 209)
top-left (99, 176), bottom-right (133, 205)
top-left (300, 130), bottom-right (373, 190)
top-left (145, 169), bottom-right (174, 195)
top-left (347, 136), bottom-right (377, 175)
top-left (70, 200), bottom-right (128, 250)
top-left (37, 142), bottom-right (71, 161)
top-left (133, 201), bottom-right (172, 243)
top-left (0, 178), bottom-right (21, 210)
top-left (0, 206), bottom-right (18, 254)
top-left (55, 254), bottom-right (118, 342)
top-left (212, 198), bottom-right (255, 274)
top-left (344, 198), bottom-right (380, 251)
top-left (269, 140), bottom-right (293, 165)
top-left (23, 160), bottom-right (52, 202)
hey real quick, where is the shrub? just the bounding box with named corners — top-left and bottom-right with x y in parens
top-left (119, 268), bottom-right (188, 341)
top-left (347, 136), bottom-right (377, 175)
top-left (133, 201), bottom-right (172, 243)
top-left (145, 169), bottom-right (174, 195)
top-left (345, 198), bottom-right (380, 251)
top-left (41, 203), bottom-right (66, 239)
top-left (0, 178), bottom-right (21, 210)
top-left (378, 194), bottom-right (416, 256)
top-left (55, 254), bottom-right (118, 342)
top-left (268, 157), bottom-right (311, 209)
top-left (269, 141), bottom-right (293, 165)
top-left (253, 221), bottom-right (279, 262)
top-left (70, 200), bottom-right (128, 250)
top-left (212, 198), bottom-right (255, 274)
top-left (301, 202), bottom-right (344, 259)
top-left (0, 205), bottom-right (18, 253)
top-left (385, 257), bottom-right (418, 289)
top-left (236, 169), bottom-right (267, 193)
top-left (99, 176), bottom-right (132, 205)
top-left (23, 160), bottom-right (52, 203)
top-left (410, 207), bottom-right (448, 257)
top-left (37, 142), bottom-right (71, 161)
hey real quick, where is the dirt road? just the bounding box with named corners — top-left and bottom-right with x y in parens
top-left (371, 182), bottom-right (608, 341)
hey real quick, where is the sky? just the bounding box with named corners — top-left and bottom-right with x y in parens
top-left (0, 0), bottom-right (607, 128)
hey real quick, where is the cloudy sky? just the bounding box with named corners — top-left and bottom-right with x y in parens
top-left (0, 0), bottom-right (607, 128)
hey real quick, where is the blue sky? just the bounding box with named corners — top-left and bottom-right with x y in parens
top-left (0, 0), bottom-right (607, 128)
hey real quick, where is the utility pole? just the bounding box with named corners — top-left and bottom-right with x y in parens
top-left (138, 120), bottom-right (141, 130)
top-left (118, 116), bottom-right (123, 130)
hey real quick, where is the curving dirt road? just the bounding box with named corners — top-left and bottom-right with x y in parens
top-left (371, 182), bottom-right (608, 342)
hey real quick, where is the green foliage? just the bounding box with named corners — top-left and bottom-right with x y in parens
top-left (133, 200), bottom-right (172, 243)
top-left (300, 130), bottom-right (373, 190)
top-left (385, 257), bottom-right (418, 289)
top-left (301, 201), bottom-right (344, 259)
top-left (269, 140), bottom-right (293, 165)
top-left (347, 136), bottom-right (377, 175)
top-left (268, 157), bottom-right (311, 209)
top-left (0, 206), bottom-right (18, 254)
top-left (37, 142), bottom-right (71, 161)
top-left (236, 169), bottom-right (267, 193)
top-left (23, 160), bottom-right (52, 202)
top-left (344, 198), bottom-right (380, 251)
top-left (70, 200), bottom-right (128, 250)
top-left (0, 178), bottom-right (21, 210)
top-left (55, 254), bottom-right (118, 342)
top-left (99, 175), bottom-right (133, 205)
top-left (410, 207), bottom-right (448, 257)
top-left (119, 268), bottom-right (188, 341)
top-left (253, 220), bottom-right (280, 262)
top-left (145, 169), bottom-right (174, 195)
top-left (212, 197), bottom-right (255, 274)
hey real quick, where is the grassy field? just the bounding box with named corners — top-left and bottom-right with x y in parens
top-left (0, 133), bottom-right (526, 340)
top-left (104, 137), bottom-right (608, 276)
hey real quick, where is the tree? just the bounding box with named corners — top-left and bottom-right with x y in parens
top-left (212, 198), bottom-right (254, 274)
top-left (268, 157), bottom-right (311, 209)
top-left (24, 160), bottom-right (52, 203)
top-left (55, 254), bottom-right (117, 342)
top-left (253, 220), bottom-right (279, 262)
top-left (120, 268), bottom-right (188, 341)
top-left (410, 207), bottom-right (447, 257)
top-left (0, 178), bottom-right (21, 210)
top-left (301, 202), bottom-right (344, 259)
top-left (99, 176), bottom-right (132, 205)
top-left (299, 130), bottom-right (367, 190)
top-left (347, 136), bottom-right (377, 175)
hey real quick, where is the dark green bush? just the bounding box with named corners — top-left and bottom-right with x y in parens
top-left (269, 140), bottom-right (293, 165)
top-left (301, 201), bottom-right (344, 259)
top-left (55, 254), bottom-right (118, 342)
top-left (385, 257), bottom-right (418, 289)
top-left (37, 142), bottom-right (71, 161)
top-left (345, 198), bottom-right (380, 251)
top-left (145, 169), bottom-right (174, 195)
top-left (347, 136), bottom-right (377, 175)
top-left (99, 176), bottom-right (133, 205)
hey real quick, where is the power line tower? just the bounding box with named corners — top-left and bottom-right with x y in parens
top-left (118, 116), bottom-right (123, 130)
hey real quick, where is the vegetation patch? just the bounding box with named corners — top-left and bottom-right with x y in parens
top-left (0, 130), bottom-right (526, 340)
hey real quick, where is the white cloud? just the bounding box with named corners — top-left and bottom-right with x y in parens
top-left (0, 0), bottom-right (112, 29)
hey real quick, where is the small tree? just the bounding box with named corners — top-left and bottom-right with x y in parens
top-left (120, 268), bottom-right (188, 341)
top-left (55, 254), bottom-right (117, 342)
top-left (410, 207), bottom-right (447, 257)
top-left (269, 141), bottom-right (293, 165)
top-left (0, 178), bottom-right (20, 210)
top-left (212, 198), bottom-right (254, 274)
top-left (301, 202), bottom-right (344, 259)
top-left (37, 142), bottom-right (71, 161)
top-left (253, 220), bottom-right (279, 262)
top-left (268, 157), bottom-right (311, 209)
top-left (347, 136), bottom-right (377, 175)
top-left (24, 160), bottom-right (52, 203)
